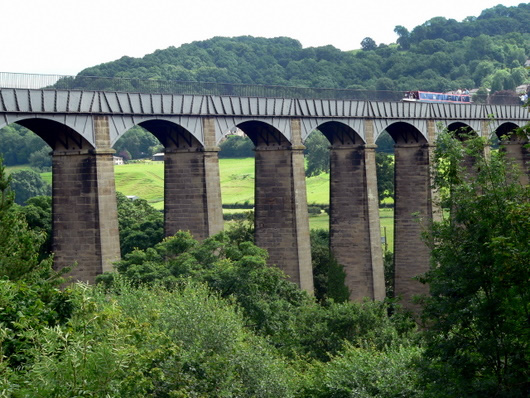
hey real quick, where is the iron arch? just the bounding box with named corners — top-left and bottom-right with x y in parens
top-left (385, 121), bottom-right (428, 145)
top-left (13, 117), bottom-right (94, 151)
top-left (314, 121), bottom-right (364, 146)
top-left (494, 122), bottom-right (523, 142)
top-left (447, 122), bottom-right (477, 140)
top-left (237, 120), bottom-right (291, 149)
top-left (139, 120), bottom-right (203, 151)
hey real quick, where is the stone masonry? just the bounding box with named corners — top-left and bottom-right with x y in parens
top-left (252, 120), bottom-right (314, 293)
top-left (393, 142), bottom-right (432, 305)
top-left (52, 116), bottom-right (120, 283)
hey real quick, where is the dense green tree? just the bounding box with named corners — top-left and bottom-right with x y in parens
top-left (18, 195), bottom-right (53, 257)
top-left (98, 230), bottom-right (312, 339)
top-left (113, 126), bottom-right (161, 160)
top-left (376, 152), bottom-right (394, 203)
top-left (116, 192), bottom-right (164, 256)
top-left (28, 146), bottom-right (52, 171)
top-left (361, 37), bottom-right (377, 51)
top-left (310, 229), bottom-right (349, 304)
top-left (304, 130), bottom-right (330, 177)
top-left (0, 158), bottom-right (53, 282)
top-left (9, 169), bottom-right (51, 205)
top-left (0, 124), bottom-right (47, 166)
top-left (419, 131), bottom-right (530, 397)
top-left (218, 134), bottom-right (254, 158)
top-left (300, 343), bottom-right (423, 397)
top-left (394, 25), bottom-right (411, 50)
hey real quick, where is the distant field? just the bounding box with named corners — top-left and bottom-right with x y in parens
top-left (4, 165), bottom-right (32, 175)
top-left (306, 208), bottom-right (394, 251)
top-left (114, 161), bottom-right (165, 208)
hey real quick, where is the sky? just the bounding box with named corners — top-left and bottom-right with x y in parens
top-left (1, 0), bottom-right (526, 76)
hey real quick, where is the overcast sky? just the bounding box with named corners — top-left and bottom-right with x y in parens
top-left (1, 0), bottom-right (525, 76)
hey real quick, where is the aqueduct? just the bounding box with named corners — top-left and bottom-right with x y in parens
top-left (1, 87), bottom-right (528, 304)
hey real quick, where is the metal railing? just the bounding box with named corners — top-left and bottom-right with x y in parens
top-left (0, 72), bottom-right (404, 101)
top-left (0, 72), bottom-right (526, 105)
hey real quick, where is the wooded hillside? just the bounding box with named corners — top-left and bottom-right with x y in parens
top-left (75, 3), bottom-right (529, 94)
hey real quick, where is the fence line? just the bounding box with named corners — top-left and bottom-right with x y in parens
top-left (0, 72), bottom-right (403, 101)
top-left (0, 72), bottom-right (524, 105)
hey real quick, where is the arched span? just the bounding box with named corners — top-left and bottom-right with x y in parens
top-left (300, 118), bottom-right (365, 143)
top-left (494, 122), bottom-right (524, 141)
top-left (214, 117), bottom-right (292, 145)
top-left (109, 116), bottom-right (205, 148)
top-left (237, 120), bottom-right (291, 148)
top-left (385, 121), bottom-right (428, 145)
top-left (10, 117), bottom-right (94, 151)
top-left (1, 115), bottom-right (95, 150)
top-left (139, 120), bottom-right (203, 151)
top-left (447, 122), bottom-right (477, 140)
top-left (312, 121), bottom-right (365, 146)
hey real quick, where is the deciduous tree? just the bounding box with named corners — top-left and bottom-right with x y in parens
top-left (419, 131), bottom-right (530, 397)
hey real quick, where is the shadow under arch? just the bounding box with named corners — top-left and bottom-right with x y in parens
top-left (447, 121), bottom-right (477, 141)
top-left (237, 120), bottom-right (291, 148)
top-left (139, 119), bottom-right (203, 151)
top-left (385, 121), bottom-right (428, 145)
top-left (317, 120), bottom-right (365, 146)
top-left (494, 122), bottom-right (529, 184)
top-left (16, 117), bottom-right (94, 151)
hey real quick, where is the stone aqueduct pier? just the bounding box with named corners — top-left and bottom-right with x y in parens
top-left (0, 87), bottom-right (528, 304)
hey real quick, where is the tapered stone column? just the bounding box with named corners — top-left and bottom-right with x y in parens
top-left (253, 119), bottom-right (313, 292)
top-left (329, 143), bottom-right (385, 301)
top-left (501, 136), bottom-right (529, 186)
top-left (164, 118), bottom-right (223, 239)
top-left (393, 143), bottom-right (432, 306)
top-left (52, 116), bottom-right (120, 283)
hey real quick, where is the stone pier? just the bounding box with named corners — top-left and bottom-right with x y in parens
top-left (52, 116), bottom-right (120, 283)
top-left (251, 119), bottom-right (314, 292)
top-left (329, 143), bottom-right (385, 300)
top-left (393, 139), bottom-right (433, 305)
top-left (142, 118), bottom-right (223, 240)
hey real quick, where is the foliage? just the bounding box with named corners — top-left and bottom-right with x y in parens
top-left (0, 124), bottom-right (48, 167)
top-left (299, 343), bottom-right (424, 397)
top-left (383, 250), bottom-right (395, 299)
top-left (0, 279), bottom-right (75, 372)
top-left (71, 4), bottom-right (529, 98)
top-left (0, 158), bottom-right (53, 282)
top-left (7, 280), bottom-right (296, 397)
top-left (116, 192), bottom-right (164, 256)
top-left (219, 134), bottom-right (254, 158)
top-left (361, 37), bottom-right (377, 51)
top-left (17, 196), bottom-right (53, 258)
top-left (98, 231), bottom-right (312, 338)
top-left (28, 146), bottom-right (52, 172)
top-left (310, 229), bottom-right (350, 304)
top-left (8, 169), bottom-right (51, 205)
top-left (419, 131), bottom-right (530, 397)
top-left (376, 152), bottom-right (394, 203)
top-left (288, 299), bottom-right (416, 362)
top-left (113, 126), bottom-right (161, 160)
top-left (225, 210), bottom-right (255, 245)
top-left (304, 131), bottom-right (330, 177)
